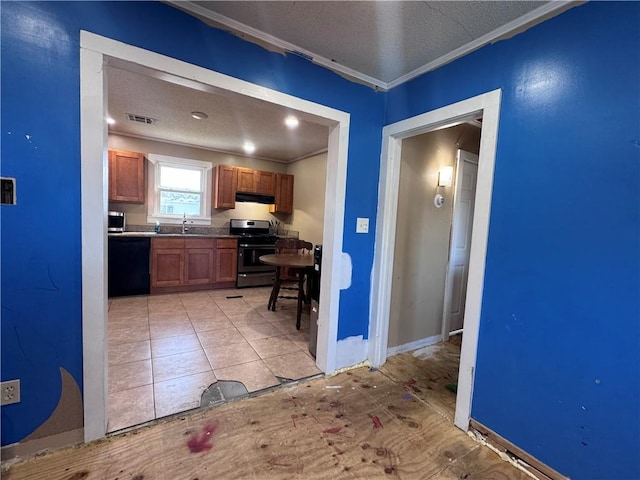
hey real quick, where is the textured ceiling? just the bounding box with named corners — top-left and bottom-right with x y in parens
top-left (109, 1), bottom-right (573, 160)
top-left (107, 66), bottom-right (329, 162)
top-left (173, 1), bottom-right (572, 88)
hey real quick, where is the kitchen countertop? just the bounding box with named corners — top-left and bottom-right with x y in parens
top-left (108, 232), bottom-right (240, 238)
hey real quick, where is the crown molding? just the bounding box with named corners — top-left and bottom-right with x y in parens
top-left (168, 1), bottom-right (578, 91)
top-left (386, 1), bottom-right (578, 89)
top-left (169, 1), bottom-right (389, 91)
top-left (109, 130), bottom-right (294, 164)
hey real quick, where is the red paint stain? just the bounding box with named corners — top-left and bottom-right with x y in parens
top-left (323, 426), bottom-right (342, 434)
top-left (186, 423), bottom-right (218, 453)
top-left (368, 414), bottom-right (383, 429)
top-left (291, 414), bottom-right (298, 428)
top-left (403, 378), bottom-right (422, 393)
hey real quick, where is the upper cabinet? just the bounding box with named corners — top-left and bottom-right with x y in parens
top-left (213, 164), bottom-right (238, 209)
top-left (214, 165), bottom-right (292, 212)
top-left (236, 167), bottom-right (276, 195)
top-left (270, 173), bottom-right (294, 214)
top-left (255, 170), bottom-right (276, 195)
top-left (108, 149), bottom-right (146, 203)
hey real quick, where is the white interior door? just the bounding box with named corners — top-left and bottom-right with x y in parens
top-left (444, 150), bottom-right (478, 334)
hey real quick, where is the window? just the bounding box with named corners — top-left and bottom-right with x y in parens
top-left (147, 154), bottom-right (212, 224)
top-left (158, 164), bottom-right (203, 216)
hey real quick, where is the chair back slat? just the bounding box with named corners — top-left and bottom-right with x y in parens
top-left (275, 238), bottom-right (313, 254)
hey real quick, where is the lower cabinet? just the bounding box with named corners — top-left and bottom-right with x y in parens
top-left (151, 237), bottom-right (237, 293)
top-left (181, 238), bottom-right (216, 286)
top-left (151, 248), bottom-right (184, 288)
top-left (215, 238), bottom-right (238, 283)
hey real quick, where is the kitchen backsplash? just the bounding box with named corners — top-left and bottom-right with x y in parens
top-left (125, 223), bottom-right (299, 238)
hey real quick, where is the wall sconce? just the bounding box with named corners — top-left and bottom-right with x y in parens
top-left (438, 166), bottom-right (453, 187)
top-left (434, 166), bottom-right (453, 208)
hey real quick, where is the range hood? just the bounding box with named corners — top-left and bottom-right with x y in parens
top-left (235, 192), bottom-right (275, 205)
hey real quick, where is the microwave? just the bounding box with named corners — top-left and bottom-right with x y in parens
top-left (108, 211), bottom-right (126, 232)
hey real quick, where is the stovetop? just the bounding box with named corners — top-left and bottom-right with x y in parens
top-left (229, 219), bottom-right (279, 244)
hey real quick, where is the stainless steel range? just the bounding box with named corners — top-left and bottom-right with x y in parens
top-left (230, 219), bottom-right (278, 288)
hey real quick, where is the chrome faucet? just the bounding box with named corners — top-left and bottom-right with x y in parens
top-left (182, 213), bottom-right (189, 234)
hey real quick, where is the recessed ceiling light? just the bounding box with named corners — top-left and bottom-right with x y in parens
top-left (243, 142), bottom-right (256, 154)
top-left (107, 117), bottom-right (115, 125)
top-left (285, 115), bottom-right (299, 129)
top-left (191, 111), bottom-right (208, 120)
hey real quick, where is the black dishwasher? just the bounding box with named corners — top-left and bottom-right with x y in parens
top-left (108, 237), bottom-right (151, 297)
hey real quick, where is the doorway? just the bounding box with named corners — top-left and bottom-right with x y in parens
top-left (369, 89), bottom-right (502, 431)
top-left (80, 31), bottom-right (349, 442)
top-left (386, 127), bottom-right (481, 357)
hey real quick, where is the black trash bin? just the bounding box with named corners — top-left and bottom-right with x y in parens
top-left (308, 245), bottom-right (322, 358)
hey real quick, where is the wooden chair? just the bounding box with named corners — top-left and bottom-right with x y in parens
top-left (268, 238), bottom-right (313, 329)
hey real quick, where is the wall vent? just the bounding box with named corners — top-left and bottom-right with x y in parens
top-left (125, 113), bottom-right (157, 125)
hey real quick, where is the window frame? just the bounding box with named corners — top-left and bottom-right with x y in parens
top-left (146, 154), bottom-right (212, 225)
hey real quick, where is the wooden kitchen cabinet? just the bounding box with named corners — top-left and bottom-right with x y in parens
top-left (109, 149), bottom-right (146, 203)
top-left (236, 167), bottom-right (276, 195)
top-left (151, 238), bottom-right (184, 289)
top-left (214, 164), bottom-right (289, 211)
top-left (151, 237), bottom-right (236, 293)
top-left (269, 173), bottom-right (294, 214)
top-left (184, 239), bottom-right (215, 285)
top-left (236, 167), bottom-right (256, 193)
top-left (215, 238), bottom-right (238, 284)
top-left (213, 164), bottom-right (237, 209)
top-left (255, 170), bottom-right (276, 195)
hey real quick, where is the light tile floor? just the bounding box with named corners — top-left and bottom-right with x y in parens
top-left (107, 286), bottom-right (318, 432)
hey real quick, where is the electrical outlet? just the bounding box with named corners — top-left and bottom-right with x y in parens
top-left (1, 379), bottom-right (21, 406)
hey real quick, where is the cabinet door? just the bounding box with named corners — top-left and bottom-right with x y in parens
top-left (236, 167), bottom-right (256, 193)
top-left (109, 150), bottom-right (146, 203)
top-left (151, 249), bottom-right (184, 288)
top-left (215, 248), bottom-right (238, 283)
top-left (255, 170), bottom-right (276, 195)
top-left (270, 173), bottom-right (294, 214)
top-left (184, 248), bottom-right (215, 285)
top-left (213, 165), bottom-right (237, 209)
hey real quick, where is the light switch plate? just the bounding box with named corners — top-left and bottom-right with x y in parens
top-left (356, 217), bottom-right (369, 234)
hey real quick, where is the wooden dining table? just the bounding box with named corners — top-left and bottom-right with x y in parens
top-left (259, 253), bottom-right (314, 329)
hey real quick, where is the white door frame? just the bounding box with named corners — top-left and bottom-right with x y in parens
top-left (80, 31), bottom-right (350, 442)
top-left (441, 149), bottom-right (479, 340)
top-left (368, 89), bottom-right (502, 431)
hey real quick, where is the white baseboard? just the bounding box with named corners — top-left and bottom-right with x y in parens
top-left (387, 334), bottom-right (442, 357)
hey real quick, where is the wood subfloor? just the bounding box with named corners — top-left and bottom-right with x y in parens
top-left (3, 338), bottom-right (529, 480)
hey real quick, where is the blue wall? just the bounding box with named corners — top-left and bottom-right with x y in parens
top-left (388, 2), bottom-right (640, 479)
top-left (0, 1), bottom-right (383, 445)
top-left (2, 2), bottom-right (639, 478)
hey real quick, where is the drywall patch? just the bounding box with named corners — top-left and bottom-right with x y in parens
top-left (2, 367), bottom-right (85, 461)
top-left (24, 367), bottom-right (83, 441)
top-left (335, 335), bottom-right (368, 370)
top-left (340, 251), bottom-right (352, 290)
top-left (412, 342), bottom-right (446, 360)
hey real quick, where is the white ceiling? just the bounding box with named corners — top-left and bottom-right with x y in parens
top-left (171, 1), bottom-right (576, 89)
top-left (107, 65), bottom-right (330, 163)
top-left (108, 1), bottom-right (575, 162)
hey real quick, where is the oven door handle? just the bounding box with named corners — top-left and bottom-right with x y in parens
top-left (239, 244), bottom-right (276, 248)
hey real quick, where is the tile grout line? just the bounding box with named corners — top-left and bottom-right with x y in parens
top-left (147, 295), bottom-right (157, 421)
